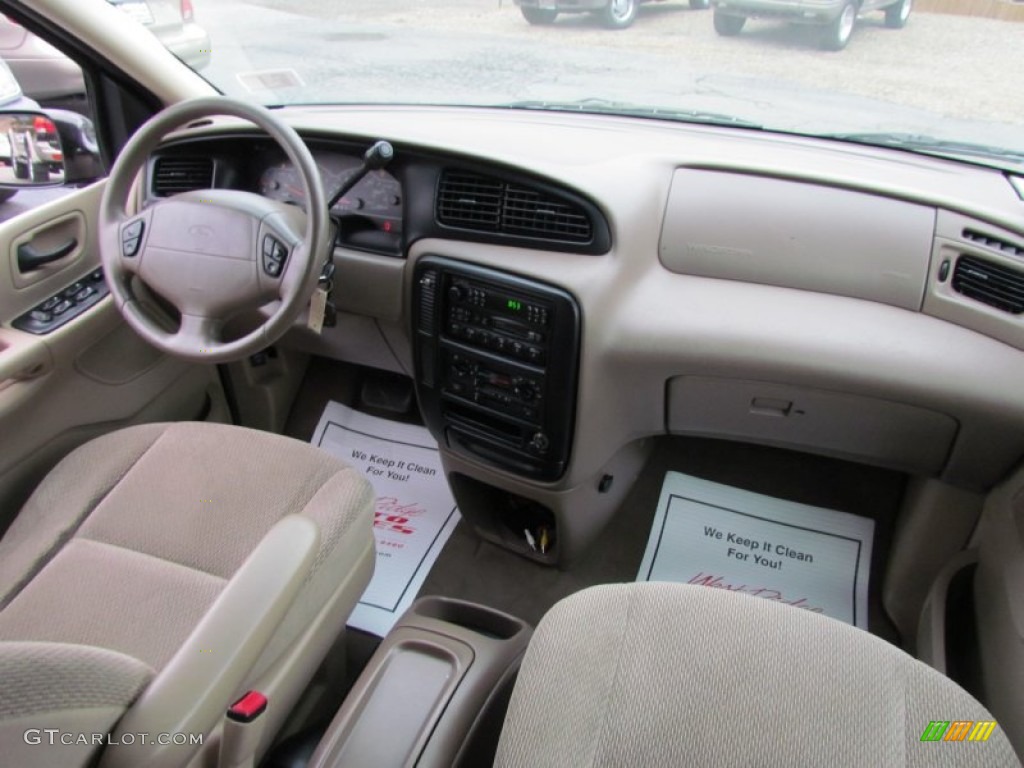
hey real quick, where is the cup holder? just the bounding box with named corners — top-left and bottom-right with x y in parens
top-left (411, 596), bottom-right (527, 641)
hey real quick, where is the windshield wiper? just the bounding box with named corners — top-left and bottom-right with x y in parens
top-left (829, 132), bottom-right (1024, 168)
top-left (504, 98), bottom-right (762, 129)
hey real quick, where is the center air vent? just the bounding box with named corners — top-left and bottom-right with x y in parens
top-left (952, 255), bottom-right (1024, 315)
top-left (437, 171), bottom-right (502, 231)
top-left (152, 156), bottom-right (214, 197)
top-left (437, 170), bottom-right (593, 245)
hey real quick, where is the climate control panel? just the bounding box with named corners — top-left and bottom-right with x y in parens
top-left (413, 256), bottom-right (580, 481)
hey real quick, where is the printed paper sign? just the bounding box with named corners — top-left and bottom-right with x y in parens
top-left (637, 471), bottom-right (874, 627)
top-left (312, 402), bottom-right (459, 637)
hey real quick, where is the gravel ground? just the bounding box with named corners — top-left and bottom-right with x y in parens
top-left (237, 0), bottom-right (1024, 129)
top-left (370, 3), bottom-right (1024, 126)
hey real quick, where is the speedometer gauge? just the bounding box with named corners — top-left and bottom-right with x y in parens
top-left (258, 151), bottom-right (402, 237)
top-left (259, 162), bottom-right (307, 204)
top-left (332, 170), bottom-right (402, 232)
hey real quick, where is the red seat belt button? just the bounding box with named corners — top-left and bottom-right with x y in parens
top-left (227, 690), bottom-right (267, 723)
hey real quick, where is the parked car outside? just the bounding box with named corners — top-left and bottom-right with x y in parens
top-left (0, 56), bottom-right (40, 201)
top-left (8, 119), bottom-right (55, 183)
top-left (514, 0), bottom-right (709, 29)
top-left (711, 0), bottom-right (912, 50)
top-left (0, 0), bottom-right (211, 103)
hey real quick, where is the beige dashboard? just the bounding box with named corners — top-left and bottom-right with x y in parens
top-left (164, 107), bottom-right (1024, 557)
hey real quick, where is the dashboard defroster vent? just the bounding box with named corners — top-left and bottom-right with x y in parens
top-left (952, 255), bottom-right (1024, 315)
top-left (152, 156), bottom-right (214, 197)
top-left (437, 169), bottom-right (593, 245)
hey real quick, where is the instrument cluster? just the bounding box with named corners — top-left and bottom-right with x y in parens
top-left (258, 150), bottom-right (403, 243)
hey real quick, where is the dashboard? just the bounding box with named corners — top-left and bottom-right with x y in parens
top-left (145, 107), bottom-right (1024, 563)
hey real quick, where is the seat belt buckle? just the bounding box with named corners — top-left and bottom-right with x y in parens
top-left (227, 690), bottom-right (267, 723)
top-left (220, 690), bottom-right (268, 768)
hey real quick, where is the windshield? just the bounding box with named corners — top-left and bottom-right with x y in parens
top-left (171, 1), bottom-right (1023, 166)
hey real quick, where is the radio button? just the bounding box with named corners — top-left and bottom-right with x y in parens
top-left (529, 432), bottom-right (550, 455)
top-left (448, 282), bottom-right (468, 303)
top-left (513, 378), bottom-right (538, 402)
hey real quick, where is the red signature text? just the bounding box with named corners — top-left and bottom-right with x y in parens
top-left (687, 572), bottom-right (825, 613)
top-left (373, 496), bottom-right (426, 535)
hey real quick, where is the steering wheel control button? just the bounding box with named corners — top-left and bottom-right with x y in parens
top-left (12, 269), bottom-right (111, 335)
top-left (262, 234), bottom-right (289, 278)
top-left (122, 219), bottom-right (144, 241)
top-left (122, 237), bottom-right (141, 258)
top-left (120, 220), bottom-right (145, 259)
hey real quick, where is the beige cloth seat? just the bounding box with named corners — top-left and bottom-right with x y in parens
top-left (496, 582), bottom-right (1022, 767)
top-left (0, 422), bottom-right (375, 768)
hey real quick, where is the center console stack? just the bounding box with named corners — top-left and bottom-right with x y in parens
top-left (413, 256), bottom-right (581, 482)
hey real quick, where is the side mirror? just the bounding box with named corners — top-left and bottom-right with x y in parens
top-left (45, 108), bottom-right (102, 184)
top-left (0, 111), bottom-right (65, 187)
top-left (0, 109), bottom-right (102, 189)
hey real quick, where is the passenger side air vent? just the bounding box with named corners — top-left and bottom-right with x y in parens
top-left (437, 170), bottom-right (593, 244)
top-left (952, 255), bottom-right (1024, 315)
top-left (504, 183), bottom-right (593, 242)
top-left (962, 229), bottom-right (1024, 259)
top-left (152, 156), bottom-right (214, 197)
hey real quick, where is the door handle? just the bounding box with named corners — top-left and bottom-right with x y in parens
top-left (17, 238), bottom-right (78, 272)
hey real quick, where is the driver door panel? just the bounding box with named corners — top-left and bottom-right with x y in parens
top-left (0, 182), bottom-right (213, 531)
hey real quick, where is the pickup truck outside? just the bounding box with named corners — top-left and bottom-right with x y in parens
top-left (710, 0), bottom-right (912, 49)
top-left (514, 0), bottom-right (709, 29)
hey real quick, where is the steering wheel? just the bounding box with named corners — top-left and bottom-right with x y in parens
top-left (99, 96), bottom-right (329, 364)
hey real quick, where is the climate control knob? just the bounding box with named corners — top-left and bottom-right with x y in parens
top-left (448, 282), bottom-right (469, 303)
top-left (514, 378), bottom-right (538, 402)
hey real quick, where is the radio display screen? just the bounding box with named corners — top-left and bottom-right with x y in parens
top-left (485, 291), bottom-right (525, 315)
top-left (482, 288), bottom-right (547, 326)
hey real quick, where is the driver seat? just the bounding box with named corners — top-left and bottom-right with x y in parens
top-left (0, 421), bottom-right (375, 768)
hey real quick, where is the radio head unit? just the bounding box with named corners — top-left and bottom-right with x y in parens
top-left (413, 256), bottom-right (581, 481)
